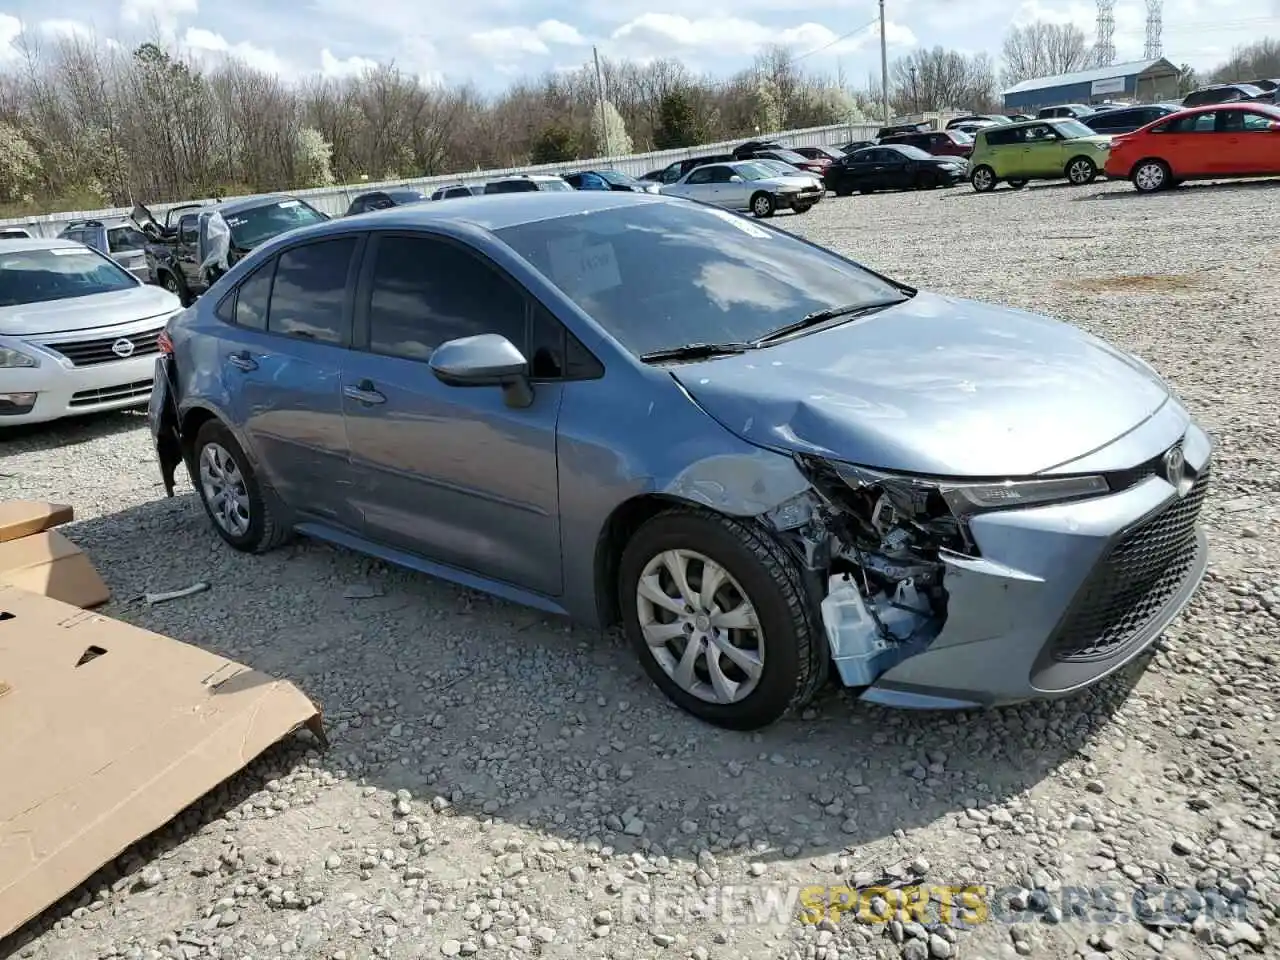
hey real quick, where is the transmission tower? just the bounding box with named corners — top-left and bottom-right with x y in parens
top-left (1095, 0), bottom-right (1116, 66)
top-left (1144, 0), bottom-right (1164, 59)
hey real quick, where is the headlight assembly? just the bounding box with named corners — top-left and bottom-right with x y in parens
top-left (0, 345), bottom-right (38, 368)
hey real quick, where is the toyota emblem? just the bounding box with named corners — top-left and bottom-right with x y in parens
top-left (111, 338), bottom-right (136, 359)
top-left (1162, 445), bottom-right (1185, 487)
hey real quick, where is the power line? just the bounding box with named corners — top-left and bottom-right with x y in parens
top-left (793, 16), bottom-right (881, 62)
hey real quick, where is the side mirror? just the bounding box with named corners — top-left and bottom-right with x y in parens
top-left (430, 333), bottom-right (533, 408)
top-left (728, 175), bottom-right (744, 183)
top-left (1270, 121), bottom-right (1280, 132)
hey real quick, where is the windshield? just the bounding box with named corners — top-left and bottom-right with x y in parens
top-left (540, 180), bottom-right (574, 192)
top-left (494, 201), bottom-right (906, 358)
top-left (0, 247), bottom-right (137, 306)
top-left (735, 161), bottom-right (778, 181)
top-left (1055, 119), bottom-right (1098, 139)
top-left (769, 149), bottom-right (809, 164)
top-left (225, 199), bottom-right (328, 249)
top-left (108, 225), bottom-right (149, 252)
top-left (599, 170), bottom-right (639, 186)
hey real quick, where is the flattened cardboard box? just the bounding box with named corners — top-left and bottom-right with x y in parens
top-left (0, 530), bottom-right (110, 609)
top-left (0, 586), bottom-right (324, 941)
top-left (0, 501), bottom-right (74, 543)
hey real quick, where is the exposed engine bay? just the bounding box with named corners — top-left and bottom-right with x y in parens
top-left (764, 456), bottom-right (973, 686)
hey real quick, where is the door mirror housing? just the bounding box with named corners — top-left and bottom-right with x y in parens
top-left (430, 333), bottom-right (533, 408)
top-left (728, 174), bottom-right (744, 182)
top-left (1270, 121), bottom-right (1280, 131)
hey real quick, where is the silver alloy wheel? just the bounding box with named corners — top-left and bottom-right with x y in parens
top-left (752, 194), bottom-right (772, 217)
top-left (199, 442), bottom-right (251, 538)
top-left (971, 167), bottom-right (994, 191)
top-left (1135, 162), bottom-right (1166, 191)
top-left (163, 274), bottom-right (178, 293)
top-left (1068, 159), bottom-right (1093, 184)
top-left (636, 549), bottom-right (764, 704)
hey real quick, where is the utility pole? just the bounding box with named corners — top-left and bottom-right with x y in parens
top-left (879, 0), bottom-right (890, 125)
top-left (909, 64), bottom-right (918, 114)
top-left (593, 46), bottom-right (609, 158)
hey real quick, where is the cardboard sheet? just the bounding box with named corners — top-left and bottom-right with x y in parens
top-left (0, 587), bottom-right (324, 941)
top-left (0, 530), bottom-right (110, 609)
top-left (0, 501), bottom-right (74, 543)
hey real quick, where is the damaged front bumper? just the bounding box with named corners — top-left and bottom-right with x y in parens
top-left (774, 424), bottom-right (1213, 711)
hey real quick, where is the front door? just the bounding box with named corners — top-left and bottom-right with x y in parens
top-left (176, 213), bottom-right (202, 289)
top-left (218, 236), bottom-right (363, 531)
top-left (341, 232), bottom-right (564, 597)
top-left (676, 165), bottom-right (720, 204)
top-left (1219, 109), bottom-right (1280, 174)
top-left (1021, 124), bottom-right (1065, 176)
top-left (710, 166), bottom-right (751, 208)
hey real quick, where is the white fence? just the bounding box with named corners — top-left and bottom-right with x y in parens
top-left (0, 120), bottom-right (887, 236)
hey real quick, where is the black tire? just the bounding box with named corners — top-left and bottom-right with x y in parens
top-left (858, 188), bottom-right (873, 195)
top-left (970, 165), bottom-right (997, 192)
top-left (792, 202), bottom-right (813, 214)
top-left (1132, 159), bottom-right (1171, 193)
top-left (833, 185), bottom-right (852, 197)
top-left (191, 419), bottom-right (290, 554)
top-left (1008, 180), bottom-right (1028, 190)
top-left (749, 192), bottom-right (776, 218)
top-left (1065, 155), bottom-right (1097, 185)
top-left (160, 270), bottom-right (191, 307)
top-left (917, 172), bottom-right (938, 189)
top-left (618, 507), bottom-right (827, 731)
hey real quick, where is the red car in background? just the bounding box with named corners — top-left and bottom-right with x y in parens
top-left (879, 129), bottom-right (974, 159)
top-left (1104, 103), bottom-right (1280, 192)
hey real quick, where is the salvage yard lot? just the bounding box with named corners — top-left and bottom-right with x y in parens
top-left (3, 178), bottom-right (1279, 960)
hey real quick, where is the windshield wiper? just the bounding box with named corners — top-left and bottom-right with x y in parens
top-left (639, 341), bottom-right (756, 363)
top-left (751, 298), bottom-right (909, 346)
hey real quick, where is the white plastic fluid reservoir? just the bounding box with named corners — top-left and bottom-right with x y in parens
top-left (820, 575), bottom-right (890, 686)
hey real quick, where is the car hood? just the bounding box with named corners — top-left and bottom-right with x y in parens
top-left (759, 175), bottom-right (821, 188)
top-left (1066, 133), bottom-right (1113, 146)
top-left (0, 284), bottom-right (181, 336)
top-left (669, 291), bottom-right (1170, 477)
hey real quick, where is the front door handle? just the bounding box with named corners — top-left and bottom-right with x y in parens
top-left (344, 380), bottom-right (386, 405)
top-left (227, 351), bottom-right (257, 372)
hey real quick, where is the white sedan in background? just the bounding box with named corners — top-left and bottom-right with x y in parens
top-left (660, 160), bottom-right (825, 218)
top-left (0, 239), bottom-right (182, 427)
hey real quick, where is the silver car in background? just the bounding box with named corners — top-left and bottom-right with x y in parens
top-left (0, 239), bottom-right (181, 426)
top-left (57, 218), bottom-right (153, 282)
top-left (661, 159), bottom-right (824, 217)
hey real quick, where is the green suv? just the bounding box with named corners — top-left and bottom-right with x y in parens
top-left (968, 118), bottom-right (1112, 192)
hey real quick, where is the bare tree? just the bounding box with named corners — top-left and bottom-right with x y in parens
top-left (890, 47), bottom-right (998, 113)
top-left (1211, 38), bottom-right (1280, 83)
top-left (1001, 22), bottom-right (1096, 87)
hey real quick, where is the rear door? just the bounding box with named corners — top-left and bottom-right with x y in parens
top-left (1156, 110), bottom-right (1216, 175)
top-left (217, 235), bottom-right (364, 530)
top-left (340, 232), bottom-right (564, 596)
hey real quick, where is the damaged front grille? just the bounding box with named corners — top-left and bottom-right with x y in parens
top-left (1049, 468), bottom-right (1210, 663)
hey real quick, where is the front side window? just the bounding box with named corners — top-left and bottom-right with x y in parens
top-left (179, 216), bottom-right (198, 244)
top-left (266, 238), bottom-right (357, 344)
top-left (366, 235), bottom-right (526, 361)
top-left (108, 226), bottom-right (148, 253)
top-left (1234, 111), bottom-right (1274, 131)
top-left (0, 247), bottom-right (137, 306)
top-left (225, 199), bottom-right (328, 249)
top-left (495, 201), bottom-right (908, 360)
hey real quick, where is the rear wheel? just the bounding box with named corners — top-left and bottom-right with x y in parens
top-left (970, 165), bottom-right (997, 192)
top-left (1132, 159), bottom-right (1171, 193)
top-left (750, 192), bottom-right (776, 218)
top-left (192, 420), bottom-right (290, 554)
top-left (618, 509), bottom-right (826, 730)
top-left (792, 202), bottom-right (813, 214)
top-left (1066, 155), bottom-right (1097, 185)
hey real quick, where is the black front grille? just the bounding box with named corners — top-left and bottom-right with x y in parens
top-left (1050, 468), bottom-right (1210, 663)
top-left (46, 329), bottom-right (162, 367)
top-left (69, 379), bottom-right (153, 408)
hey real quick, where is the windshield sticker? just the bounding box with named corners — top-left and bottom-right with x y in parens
top-left (547, 236), bottom-right (621, 296)
top-left (48, 247), bottom-right (84, 255)
top-left (277, 200), bottom-right (301, 208)
top-left (703, 206), bottom-right (771, 239)
top-left (225, 217), bottom-right (247, 227)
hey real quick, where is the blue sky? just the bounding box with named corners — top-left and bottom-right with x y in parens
top-left (0, 0), bottom-right (1275, 92)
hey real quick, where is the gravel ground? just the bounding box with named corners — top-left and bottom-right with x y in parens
top-left (2, 177), bottom-right (1279, 960)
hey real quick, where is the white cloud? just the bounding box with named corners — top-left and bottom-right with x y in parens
top-left (120, 0), bottom-right (198, 35)
top-left (0, 12), bottom-right (23, 62)
top-left (610, 13), bottom-right (915, 59)
top-left (181, 26), bottom-right (291, 75)
top-left (469, 19), bottom-right (588, 59)
top-left (38, 19), bottom-right (97, 42)
top-left (320, 48), bottom-right (379, 77)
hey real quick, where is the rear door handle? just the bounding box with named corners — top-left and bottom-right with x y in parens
top-left (227, 351), bottom-right (257, 372)
top-left (344, 380), bottom-right (386, 405)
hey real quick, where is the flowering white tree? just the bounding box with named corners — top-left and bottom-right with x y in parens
top-left (294, 126), bottom-right (335, 187)
top-left (591, 101), bottom-right (632, 157)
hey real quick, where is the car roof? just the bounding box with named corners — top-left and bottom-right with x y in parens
top-left (325, 190), bottom-right (665, 233)
top-left (214, 194), bottom-right (305, 215)
top-left (1173, 102), bottom-right (1280, 116)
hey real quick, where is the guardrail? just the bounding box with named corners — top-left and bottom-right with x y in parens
top-left (0, 120), bottom-right (886, 235)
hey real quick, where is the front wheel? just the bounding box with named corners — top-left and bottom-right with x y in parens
top-left (1008, 180), bottom-right (1028, 190)
top-left (970, 165), bottom-right (996, 192)
top-left (1132, 159), bottom-right (1171, 193)
top-left (192, 419), bottom-right (291, 554)
top-left (618, 509), bottom-right (826, 730)
top-left (750, 192), bottom-right (776, 218)
top-left (792, 202), bottom-right (813, 214)
top-left (160, 271), bottom-right (190, 307)
top-left (1066, 156), bottom-right (1098, 185)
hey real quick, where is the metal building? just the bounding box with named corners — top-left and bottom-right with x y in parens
top-left (1001, 58), bottom-right (1180, 113)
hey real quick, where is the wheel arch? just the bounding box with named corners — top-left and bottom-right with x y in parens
top-left (1129, 156), bottom-right (1172, 178)
top-left (593, 493), bottom-right (692, 627)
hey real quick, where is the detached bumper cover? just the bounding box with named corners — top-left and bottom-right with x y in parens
top-left (860, 425), bottom-right (1212, 709)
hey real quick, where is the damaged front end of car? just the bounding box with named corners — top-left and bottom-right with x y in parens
top-left (761, 454), bottom-right (1111, 702)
